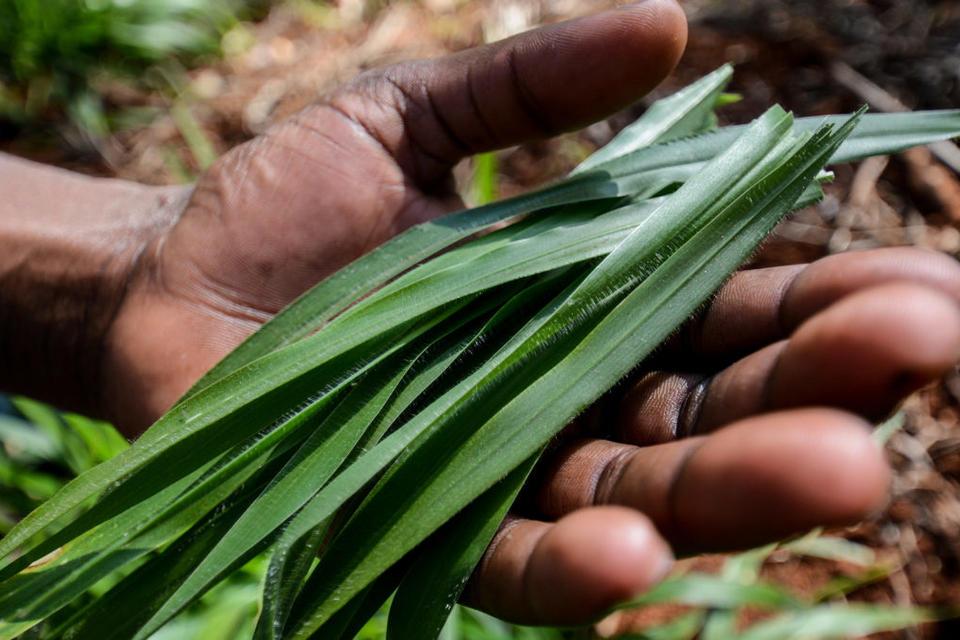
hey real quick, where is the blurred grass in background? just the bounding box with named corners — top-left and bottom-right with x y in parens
top-left (0, 397), bottom-right (125, 534)
top-left (0, 0), bottom-right (267, 141)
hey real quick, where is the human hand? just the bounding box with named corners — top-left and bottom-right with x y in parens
top-left (465, 246), bottom-right (960, 624)
top-left (102, 0), bottom-right (689, 430)
top-left (3, 0), bottom-right (959, 628)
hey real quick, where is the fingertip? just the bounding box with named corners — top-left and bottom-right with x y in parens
top-left (516, 0), bottom-right (689, 132)
top-left (774, 283), bottom-right (960, 417)
top-left (618, 0), bottom-right (689, 79)
top-left (526, 506), bottom-right (673, 625)
top-left (674, 409), bottom-right (891, 549)
top-left (803, 410), bottom-right (891, 522)
top-left (771, 409), bottom-right (891, 522)
top-left (783, 247), bottom-right (960, 329)
top-left (884, 284), bottom-right (960, 378)
top-left (609, 0), bottom-right (689, 96)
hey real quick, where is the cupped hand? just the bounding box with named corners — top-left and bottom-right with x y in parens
top-left (96, 0), bottom-right (960, 628)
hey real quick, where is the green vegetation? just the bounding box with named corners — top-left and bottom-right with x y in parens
top-left (0, 65), bottom-right (957, 639)
top-left (0, 402), bottom-right (928, 640)
top-left (0, 397), bottom-right (125, 534)
top-left (0, 0), bottom-right (262, 132)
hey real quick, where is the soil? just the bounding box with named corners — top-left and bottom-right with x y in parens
top-left (3, 1), bottom-right (958, 637)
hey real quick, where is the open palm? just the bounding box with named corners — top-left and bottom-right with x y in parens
top-left (99, 0), bottom-right (960, 626)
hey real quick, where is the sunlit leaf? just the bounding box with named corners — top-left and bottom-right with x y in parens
top-left (3, 66), bottom-right (958, 640)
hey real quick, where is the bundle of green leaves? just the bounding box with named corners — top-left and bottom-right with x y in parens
top-left (1, 66), bottom-right (959, 640)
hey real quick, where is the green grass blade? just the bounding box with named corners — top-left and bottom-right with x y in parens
top-left (254, 276), bottom-right (571, 639)
top-left (825, 110), bottom-right (960, 163)
top-left (133, 362), bottom-right (410, 638)
top-left (590, 110), bottom-right (960, 186)
top-left (184, 176), bottom-right (631, 397)
top-left (0, 293), bottom-right (464, 579)
top-left (0, 382), bottom-right (342, 615)
top-left (624, 612), bottom-right (705, 640)
top-left (813, 566), bottom-right (892, 602)
top-left (574, 63), bottom-right (733, 173)
top-left (254, 521), bottom-right (328, 640)
top-left (722, 543), bottom-right (779, 584)
top-left (130, 296), bottom-right (498, 638)
top-left (281, 110), bottom-right (847, 636)
top-left (623, 574), bottom-right (801, 611)
top-left (52, 476), bottom-right (275, 640)
top-left (0, 394), bottom-right (321, 628)
top-left (316, 563), bottom-right (410, 640)
top-left (332, 201), bottom-right (656, 332)
top-left (471, 152), bottom-right (499, 205)
top-left (782, 531), bottom-right (876, 566)
top-left (253, 330), bottom-right (473, 640)
top-left (359, 197), bottom-right (619, 301)
top-left (736, 604), bottom-right (933, 640)
top-left (386, 455), bottom-right (538, 640)
top-left (261, 273), bottom-right (589, 638)
top-left (701, 543), bottom-right (779, 640)
top-left (700, 612), bottom-right (737, 640)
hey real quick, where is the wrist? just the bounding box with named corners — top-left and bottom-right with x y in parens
top-left (0, 154), bottom-right (189, 419)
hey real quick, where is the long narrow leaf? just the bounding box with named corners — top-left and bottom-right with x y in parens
top-left (736, 604), bottom-right (933, 640)
top-left (5, 63), bottom-right (958, 640)
top-left (386, 455), bottom-right (538, 640)
top-left (254, 274), bottom-right (576, 639)
top-left (574, 63), bottom-right (733, 173)
top-left (0, 299), bottom-right (461, 578)
top-left (281, 110), bottom-right (852, 636)
top-left (130, 294), bottom-right (504, 636)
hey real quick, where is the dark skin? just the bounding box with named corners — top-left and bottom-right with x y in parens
top-left (2, 0), bottom-right (960, 627)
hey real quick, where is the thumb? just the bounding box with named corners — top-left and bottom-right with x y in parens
top-left (328, 0), bottom-right (688, 186)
